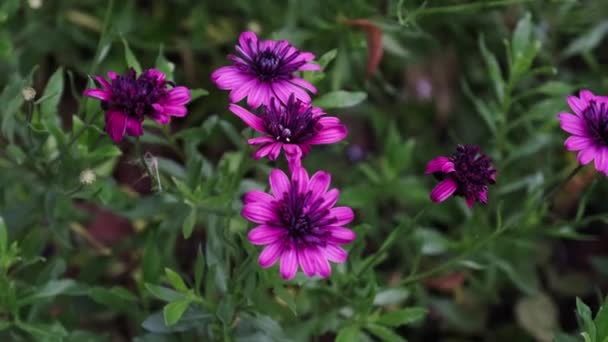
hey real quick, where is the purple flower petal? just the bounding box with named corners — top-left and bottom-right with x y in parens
top-left (312, 249), bottom-right (331, 278)
top-left (578, 147), bottom-right (597, 165)
top-left (105, 110), bottom-right (128, 142)
top-left (558, 113), bottom-right (588, 136)
top-left (430, 178), bottom-right (458, 203)
top-left (326, 226), bottom-right (356, 244)
top-left (567, 95), bottom-right (588, 116)
top-left (243, 190), bottom-right (274, 204)
top-left (269, 169), bottom-right (290, 198)
top-left (248, 136), bottom-right (275, 145)
top-left (167, 86), bottom-right (191, 104)
top-left (425, 156), bottom-right (455, 174)
top-left (258, 242), bottom-right (283, 268)
top-left (229, 78), bottom-right (260, 104)
top-left (248, 225), bottom-right (286, 245)
top-left (162, 105), bottom-right (188, 117)
top-left (564, 136), bottom-right (594, 151)
top-left (289, 77), bottom-right (317, 93)
top-left (229, 104), bottom-right (266, 133)
top-left (83, 89), bottom-right (111, 101)
top-left (242, 203), bottom-right (278, 224)
top-left (125, 117), bottom-right (143, 136)
top-left (280, 247), bottom-right (298, 280)
top-left (254, 143), bottom-right (276, 159)
top-left (211, 66), bottom-right (255, 89)
top-left (283, 144), bottom-right (303, 172)
top-left (298, 248), bottom-right (317, 277)
top-left (330, 207), bottom-right (354, 226)
top-left (308, 171), bottom-right (331, 202)
top-left (308, 125), bottom-right (348, 145)
top-left (323, 245), bottom-right (348, 263)
top-left (291, 167), bottom-right (309, 195)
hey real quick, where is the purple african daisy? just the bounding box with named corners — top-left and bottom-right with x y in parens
top-left (425, 144), bottom-right (496, 208)
top-left (242, 167), bottom-right (356, 280)
top-left (229, 95), bottom-right (347, 170)
top-left (558, 90), bottom-right (608, 174)
top-left (211, 31), bottom-right (320, 109)
top-left (84, 68), bottom-right (190, 142)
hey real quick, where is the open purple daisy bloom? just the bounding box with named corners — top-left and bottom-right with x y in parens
top-left (84, 68), bottom-right (190, 142)
top-left (229, 95), bottom-right (347, 170)
top-left (558, 90), bottom-right (608, 174)
top-left (242, 167), bottom-right (355, 280)
top-left (425, 144), bottom-right (496, 208)
top-left (211, 31), bottom-right (320, 109)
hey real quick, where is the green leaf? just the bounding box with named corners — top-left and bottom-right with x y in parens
top-left (336, 325), bottom-right (361, 342)
top-left (313, 90), bottom-right (367, 108)
top-left (90, 144), bottom-right (122, 158)
top-left (40, 67), bottom-right (64, 118)
top-left (182, 206), bottom-right (197, 239)
top-left (318, 49), bottom-right (338, 69)
top-left (143, 235), bottom-right (161, 283)
top-left (145, 283), bottom-right (184, 302)
top-left (511, 12), bottom-right (532, 58)
top-left (373, 288), bottom-right (410, 306)
top-left (190, 88), bottom-right (209, 102)
top-left (274, 286), bottom-right (297, 316)
top-left (563, 20), bottom-right (608, 57)
top-left (163, 299), bottom-right (191, 327)
top-left (122, 37), bottom-right (142, 74)
top-left (155, 46), bottom-right (174, 79)
top-left (577, 297), bottom-right (597, 341)
top-left (366, 323), bottom-right (405, 342)
top-left (0, 320), bottom-right (10, 331)
top-left (595, 297), bottom-right (608, 340)
top-left (194, 244), bottom-right (205, 292)
top-left (377, 307), bottom-right (427, 327)
top-left (165, 268), bottom-right (188, 292)
top-left (462, 80), bottom-right (496, 134)
top-left (142, 307), bottom-right (212, 333)
top-left (19, 279), bottom-right (78, 306)
top-left (89, 286), bottom-right (138, 311)
top-left (478, 35), bottom-right (504, 102)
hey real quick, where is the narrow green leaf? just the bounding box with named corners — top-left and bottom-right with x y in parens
top-left (155, 46), bottom-right (174, 79)
top-left (313, 90), bottom-right (367, 108)
top-left (194, 245), bottom-right (205, 292)
top-left (190, 88), bottom-right (209, 102)
top-left (366, 323), bottom-right (405, 342)
top-left (122, 38), bottom-right (142, 74)
top-left (145, 283), bottom-right (184, 302)
top-left (377, 307), bottom-right (427, 327)
top-left (563, 20), bottom-right (608, 57)
top-left (318, 49), bottom-right (338, 69)
top-left (512, 12), bottom-right (532, 57)
top-left (165, 268), bottom-right (188, 293)
top-left (182, 206), bottom-right (197, 239)
top-left (577, 297), bottom-right (597, 341)
top-left (478, 35), bottom-right (504, 102)
top-left (594, 297), bottom-right (608, 340)
top-left (336, 325), bottom-right (361, 342)
top-left (274, 286), bottom-right (297, 316)
top-left (163, 299), bottom-right (191, 327)
top-left (40, 67), bottom-right (64, 117)
top-left (461, 80), bottom-right (496, 134)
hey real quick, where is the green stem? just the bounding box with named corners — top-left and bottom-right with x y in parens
top-left (543, 164), bottom-right (584, 202)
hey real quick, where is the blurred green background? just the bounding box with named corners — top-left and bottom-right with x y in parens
top-left (2, 0), bottom-right (608, 341)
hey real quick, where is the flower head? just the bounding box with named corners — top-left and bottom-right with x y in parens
top-left (558, 90), bottom-right (608, 174)
top-left (242, 167), bottom-right (355, 280)
top-left (79, 169), bottom-right (96, 185)
top-left (425, 145), bottom-right (496, 208)
top-left (84, 68), bottom-right (190, 142)
top-left (229, 95), bottom-right (347, 170)
top-left (211, 31), bottom-right (320, 109)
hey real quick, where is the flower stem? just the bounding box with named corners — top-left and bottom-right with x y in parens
top-left (543, 164), bottom-right (584, 203)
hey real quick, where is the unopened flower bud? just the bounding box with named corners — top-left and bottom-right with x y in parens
top-left (22, 87), bottom-right (36, 101)
top-left (79, 169), bottom-right (96, 185)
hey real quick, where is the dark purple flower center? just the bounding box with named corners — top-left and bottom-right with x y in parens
top-left (276, 184), bottom-right (334, 247)
top-left (101, 68), bottom-right (168, 119)
top-left (262, 96), bottom-right (319, 144)
top-left (234, 38), bottom-right (306, 82)
top-left (448, 144), bottom-right (495, 201)
top-left (583, 100), bottom-right (608, 146)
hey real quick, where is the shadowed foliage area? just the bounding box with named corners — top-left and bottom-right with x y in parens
top-left (1, 0), bottom-right (608, 341)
